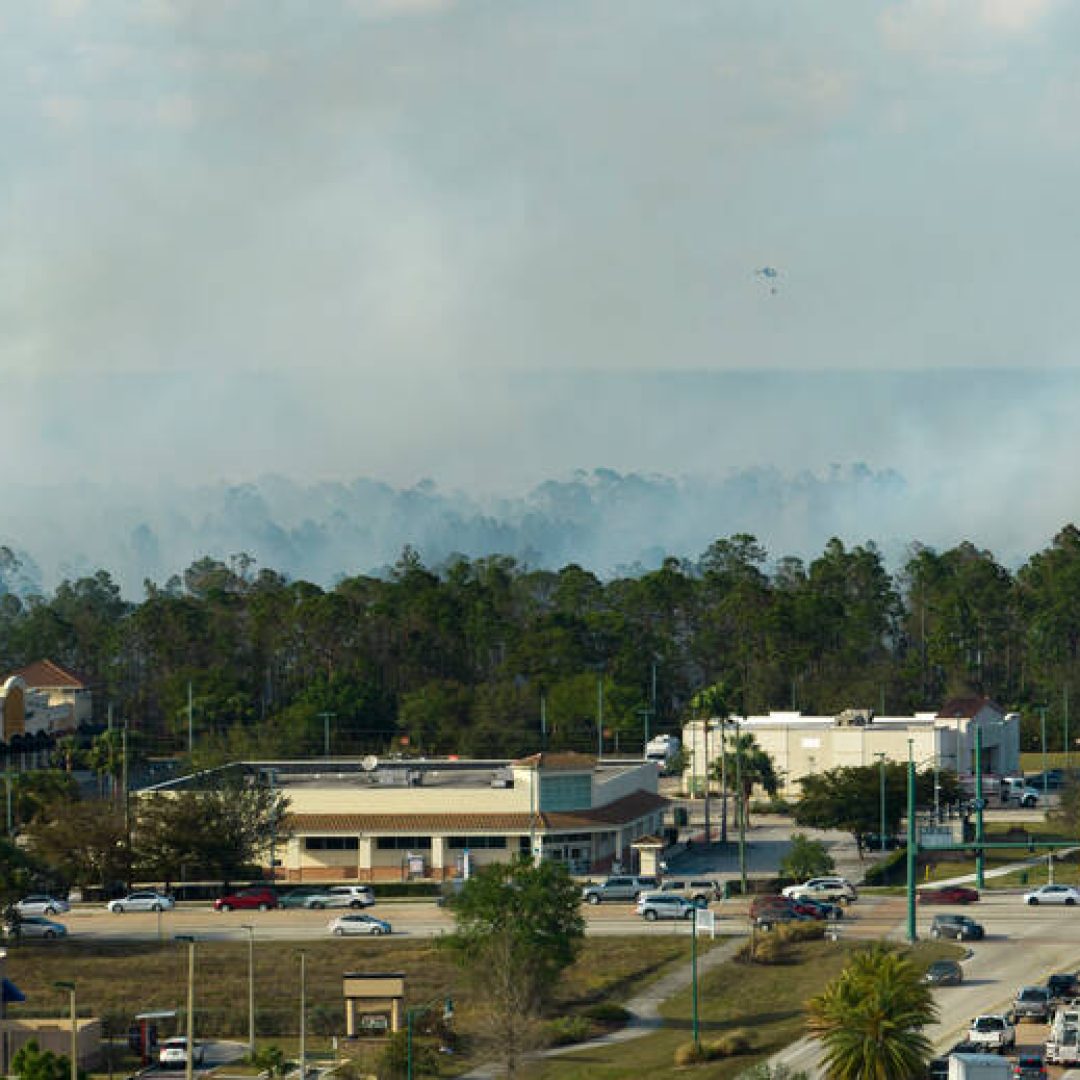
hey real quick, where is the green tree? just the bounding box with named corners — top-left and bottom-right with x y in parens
top-left (779, 833), bottom-right (835, 881)
top-left (447, 857), bottom-right (584, 1077)
top-left (24, 798), bottom-right (129, 890)
top-left (11, 1040), bottom-right (84, 1080)
top-left (806, 944), bottom-right (937, 1078)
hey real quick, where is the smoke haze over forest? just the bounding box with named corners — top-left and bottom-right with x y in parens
top-left (6, 2), bottom-right (1080, 593)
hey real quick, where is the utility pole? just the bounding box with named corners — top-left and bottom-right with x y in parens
top-left (318, 712), bottom-right (335, 757)
top-left (876, 753), bottom-right (887, 853)
top-left (975, 725), bottom-right (985, 889)
top-left (187, 681), bottom-right (194, 756)
top-left (906, 741), bottom-right (916, 943)
top-left (736, 722), bottom-right (747, 892)
top-left (1040, 706), bottom-right (1049, 799)
top-left (1066, 685), bottom-right (1071, 772)
top-left (298, 952), bottom-right (307, 1080)
top-left (596, 678), bottom-right (604, 759)
top-left (540, 692), bottom-right (547, 750)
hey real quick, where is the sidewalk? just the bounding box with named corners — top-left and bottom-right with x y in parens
top-left (461, 936), bottom-right (744, 1078)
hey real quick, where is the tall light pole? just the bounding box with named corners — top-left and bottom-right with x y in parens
top-left (298, 952), bottom-right (306, 1080)
top-left (974, 725), bottom-right (985, 890)
top-left (174, 937), bottom-right (196, 1080)
top-left (54, 981), bottom-right (77, 1080)
top-left (1039, 706), bottom-right (1049, 799)
top-left (906, 740), bottom-right (917, 943)
top-left (690, 904), bottom-right (700, 1049)
top-left (318, 712), bottom-right (335, 757)
top-left (875, 752), bottom-right (887, 853)
top-left (241, 926), bottom-right (256, 1058)
top-left (735, 721), bottom-right (747, 892)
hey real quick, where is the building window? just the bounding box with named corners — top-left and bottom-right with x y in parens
top-left (446, 836), bottom-right (508, 850)
top-left (304, 837), bottom-right (359, 851)
top-left (538, 774), bottom-right (592, 812)
top-left (375, 836), bottom-right (433, 850)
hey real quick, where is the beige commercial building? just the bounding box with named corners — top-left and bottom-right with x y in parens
top-left (682, 697), bottom-right (1019, 796)
top-left (143, 752), bottom-right (668, 882)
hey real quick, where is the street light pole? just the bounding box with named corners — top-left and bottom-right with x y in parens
top-left (1040, 706), bottom-right (1049, 799)
top-left (318, 712), bottom-right (335, 757)
top-left (975, 725), bottom-right (985, 890)
top-left (735, 722), bottom-right (747, 892)
top-left (690, 906), bottom-right (700, 1049)
top-left (875, 753), bottom-right (887, 853)
top-left (906, 740), bottom-right (916, 943)
top-left (241, 926), bottom-right (256, 1058)
top-left (174, 937), bottom-right (196, 1080)
top-left (54, 982), bottom-right (77, 1080)
top-left (298, 952), bottom-right (306, 1080)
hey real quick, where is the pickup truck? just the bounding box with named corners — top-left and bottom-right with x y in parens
top-left (1012, 986), bottom-right (1051, 1023)
top-left (966, 1014), bottom-right (1016, 1053)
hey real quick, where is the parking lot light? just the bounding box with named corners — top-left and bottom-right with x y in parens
top-left (53, 981), bottom-right (77, 1080)
top-left (174, 937), bottom-right (196, 1080)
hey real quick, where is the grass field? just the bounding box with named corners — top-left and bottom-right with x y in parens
top-left (521, 938), bottom-right (959, 1080)
top-left (2, 934), bottom-right (710, 1076)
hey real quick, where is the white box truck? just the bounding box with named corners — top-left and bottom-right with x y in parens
top-left (947, 1053), bottom-right (1011, 1080)
top-left (645, 734), bottom-right (680, 769)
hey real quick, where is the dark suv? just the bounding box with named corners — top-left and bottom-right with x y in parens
top-left (929, 913), bottom-right (984, 940)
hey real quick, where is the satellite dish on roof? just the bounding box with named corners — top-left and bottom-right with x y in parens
top-left (361, 755), bottom-right (379, 772)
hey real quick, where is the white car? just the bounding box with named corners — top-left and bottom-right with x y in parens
top-left (14, 895), bottom-right (71, 917)
top-left (1024, 884), bottom-right (1080, 906)
top-left (782, 877), bottom-right (858, 904)
top-left (106, 891), bottom-right (176, 913)
top-left (4, 915), bottom-right (67, 939)
top-left (329, 914), bottom-right (392, 936)
top-left (159, 1037), bottom-right (205, 1067)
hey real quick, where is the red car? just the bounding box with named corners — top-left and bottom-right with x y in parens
top-left (918, 886), bottom-right (979, 904)
top-left (213, 887), bottom-right (279, 912)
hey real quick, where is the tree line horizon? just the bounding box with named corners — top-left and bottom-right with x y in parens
top-left (2, 524), bottom-right (1080, 763)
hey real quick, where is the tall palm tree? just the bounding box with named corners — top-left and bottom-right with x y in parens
top-left (712, 730), bottom-right (779, 826)
top-left (806, 944), bottom-right (937, 1079)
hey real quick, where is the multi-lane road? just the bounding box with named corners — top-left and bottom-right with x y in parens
top-left (33, 892), bottom-right (1080, 1075)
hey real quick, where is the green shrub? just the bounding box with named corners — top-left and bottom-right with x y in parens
top-left (546, 1015), bottom-right (593, 1047)
top-left (738, 934), bottom-right (789, 964)
top-left (777, 920), bottom-right (826, 943)
top-left (863, 847), bottom-right (907, 886)
top-left (674, 1041), bottom-right (710, 1066)
top-left (581, 1002), bottom-right (630, 1024)
top-left (706, 1028), bottom-right (755, 1057)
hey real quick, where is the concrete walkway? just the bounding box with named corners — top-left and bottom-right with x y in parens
top-left (928, 847), bottom-right (1079, 887)
top-left (461, 935), bottom-right (744, 1078)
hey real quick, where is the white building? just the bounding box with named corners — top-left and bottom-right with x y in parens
top-left (682, 697), bottom-right (1020, 796)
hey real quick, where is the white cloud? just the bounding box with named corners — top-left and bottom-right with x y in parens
top-left (344, 0), bottom-right (455, 18)
top-left (881, 0), bottom-right (1060, 53)
top-left (40, 95), bottom-right (86, 126)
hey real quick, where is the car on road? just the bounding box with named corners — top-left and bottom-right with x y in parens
top-left (279, 888), bottom-right (323, 909)
top-left (106, 891), bottom-right (175, 913)
top-left (923, 959), bottom-right (963, 986)
top-left (1012, 986), bottom-right (1051, 1023)
top-left (755, 908), bottom-right (813, 932)
top-left (1047, 972), bottom-right (1080, 1001)
top-left (159, 1037), bottom-right (205, 1067)
top-left (4, 915), bottom-right (67, 939)
top-left (790, 897), bottom-right (844, 920)
top-left (637, 893), bottom-right (700, 921)
top-left (1027, 770), bottom-right (1066, 791)
top-left (967, 1014), bottom-right (1016, 1053)
top-left (1012, 1054), bottom-right (1048, 1078)
top-left (929, 913), bottom-right (984, 940)
top-left (300, 886), bottom-right (375, 910)
top-left (213, 887), bottom-right (279, 912)
top-left (1024, 884), bottom-right (1080, 906)
top-left (329, 914), bottom-right (391, 936)
top-left (657, 879), bottom-right (723, 904)
top-left (781, 877), bottom-right (857, 904)
top-left (1013, 786), bottom-right (1041, 808)
top-left (918, 885), bottom-right (980, 904)
top-left (14, 895), bottom-right (71, 917)
top-left (581, 876), bottom-right (659, 904)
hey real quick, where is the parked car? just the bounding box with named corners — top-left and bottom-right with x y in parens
top-left (657, 878), bottom-right (723, 903)
top-left (4, 915), bottom-right (67, 939)
top-left (918, 886), bottom-right (980, 904)
top-left (581, 876), bottom-right (659, 904)
top-left (1012, 1054), bottom-right (1048, 1078)
top-left (14, 895), bottom-right (71, 917)
top-left (781, 877), bottom-right (857, 904)
top-left (749, 895), bottom-right (795, 918)
top-left (159, 1037), bottom-right (204, 1067)
top-left (213, 887), bottom-right (279, 912)
top-left (301, 886), bottom-right (375, 910)
top-left (1012, 986), bottom-right (1051, 1023)
top-left (1024, 884), bottom-right (1080, 906)
top-left (1047, 972), bottom-right (1080, 1001)
top-left (106, 891), bottom-right (175, 913)
top-left (755, 908), bottom-right (813, 932)
top-left (859, 833), bottom-right (904, 851)
top-left (966, 1014), bottom-right (1016, 1053)
top-left (637, 893), bottom-right (700, 921)
top-left (789, 897), bottom-right (843, 920)
top-left (923, 960), bottom-right (963, 986)
top-left (929, 913), bottom-right (985, 940)
top-left (329, 914), bottom-right (392, 936)
top-left (278, 888), bottom-right (324, 909)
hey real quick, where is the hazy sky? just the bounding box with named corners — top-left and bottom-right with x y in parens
top-left (4, 0), bottom-right (1080, 503)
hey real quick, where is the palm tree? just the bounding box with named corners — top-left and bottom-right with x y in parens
top-left (711, 731), bottom-right (779, 827)
top-left (806, 944), bottom-right (937, 1079)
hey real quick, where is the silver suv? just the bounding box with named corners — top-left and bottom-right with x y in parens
top-left (301, 886), bottom-right (375, 909)
top-left (582, 876), bottom-right (659, 904)
top-left (637, 893), bottom-right (699, 921)
top-left (658, 879), bottom-right (723, 904)
top-left (781, 877), bottom-right (858, 904)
